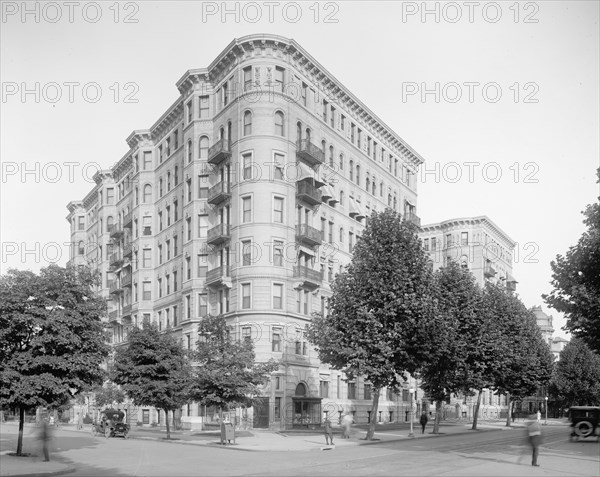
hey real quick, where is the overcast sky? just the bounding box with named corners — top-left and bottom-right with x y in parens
top-left (1, 1), bottom-right (598, 338)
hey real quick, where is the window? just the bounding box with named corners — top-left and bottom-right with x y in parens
top-left (143, 151), bottom-right (152, 170)
top-left (187, 101), bottom-right (192, 123)
top-left (348, 382), bottom-right (356, 399)
top-left (329, 145), bottom-right (334, 167)
top-left (461, 232), bottom-right (468, 246)
top-left (174, 200), bottom-right (178, 221)
top-left (339, 190), bottom-right (344, 206)
top-left (322, 99), bottom-right (328, 122)
top-left (274, 397), bottom-right (281, 419)
top-left (349, 160), bottom-right (354, 181)
top-left (186, 217), bottom-right (192, 241)
top-left (272, 327), bottom-right (281, 352)
top-left (142, 409), bottom-right (149, 424)
top-left (320, 381), bottom-right (329, 398)
top-left (243, 66), bottom-right (252, 91)
top-left (242, 196), bottom-right (252, 223)
top-left (328, 221), bottom-right (333, 243)
top-left (198, 136), bottom-right (209, 160)
top-left (273, 240), bottom-right (283, 266)
top-left (241, 283), bottom-right (251, 309)
top-left (274, 111), bottom-right (284, 136)
top-left (273, 153), bottom-right (284, 180)
top-left (142, 281), bottom-right (151, 300)
top-left (274, 66), bottom-right (284, 92)
top-left (423, 238), bottom-right (430, 251)
top-left (142, 249), bottom-right (151, 268)
top-left (173, 235), bottom-right (178, 256)
top-left (186, 257), bottom-right (191, 279)
top-left (339, 227), bottom-right (344, 242)
top-left (158, 278), bottom-right (162, 298)
top-left (106, 188), bottom-right (114, 205)
top-left (273, 197), bottom-right (284, 223)
top-left (197, 293), bottom-right (207, 317)
top-left (273, 283), bottom-right (283, 309)
top-left (301, 82), bottom-right (307, 106)
top-left (158, 244), bottom-right (163, 264)
top-left (364, 384), bottom-right (372, 400)
top-left (242, 240), bottom-right (252, 266)
top-left (242, 153), bottom-right (253, 180)
top-left (431, 237), bottom-right (437, 251)
top-left (197, 256), bottom-right (208, 279)
top-left (143, 184), bottom-right (152, 203)
top-left (446, 234), bottom-right (453, 247)
top-left (199, 96), bottom-right (209, 118)
top-left (78, 241), bottom-right (84, 255)
top-left (349, 232), bottom-right (354, 252)
top-left (165, 239), bottom-right (171, 260)
top-left (243, 110), bottom-right (252, 136)
top-left (339, 154), bottom-right (344, 170)
top-left (330, 105), bottom-right (335, 128)
top-left (356, 165), bottom-right (360, 184)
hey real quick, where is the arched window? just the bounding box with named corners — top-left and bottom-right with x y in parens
top-left (329, 146), bottom-right (334, 167)
top-left (227, 121), bottom-right (232, 143)
top-left (339, 190), bottom-right (344, 206)
top-left (243, 110), bottom-right (252, 136)
top-left (305, 128), bottom-right (311, 143)
top-left (143, 184), bottom-right (152, 203)
top-left (366, 177), bottom-right (370, 192)
top-left (356, 165), bottom-right (360, 184)
top-left (380, 182), bottom-right (384, 197)
top-left (393, 195), bottom-right (397, 210)
top-left (198, 136), bottom-right (209, 159)
top-left (78, 241), bottom-right (84, 255)
top-left (135, 186), bottom-right (139, 205)
top-left (106, 216), bottom-right (114, 232)
top-left (388, 194), bottom-right (392, 206)
top-left (339, 153), bottom-right (344, 170)
top-left (274, 111), bottom-right (284, 136)
top-left (321, 140), bottom-right (326, 154)
top-left (187, 139), bottom-right (192, 163)
top-left (339, 227), bottom-right (344, 242)
top-left (219, 127), bottom-right (225, 141)
top-left (297, 122), bottom-right (302, 145)
top-left (295, 383), bottom-right (307, 396)
top-left (372, 178), bottom-right (376, 195)
top-left (349, 160), bottom-right (354, 181)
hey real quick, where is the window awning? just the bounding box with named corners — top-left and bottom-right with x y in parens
top-left (293, 161), bottom-right (325, 188)
top-left (320, 184), bottom-right (335, 201)
top-left (506, 272), bottom-right (518, 283)
top-left (348, 198), bottom-right (359, 217)
top-left (353, 199), bottom-right (366, 221)
top-left (297, 245), bottom-right (315, 257)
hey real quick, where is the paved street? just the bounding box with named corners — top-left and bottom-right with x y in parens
top-left (1, 421), bottom-right (598, 476)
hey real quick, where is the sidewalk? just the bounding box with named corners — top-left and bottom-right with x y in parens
top-left (0, 419), bottom-right (570, 476)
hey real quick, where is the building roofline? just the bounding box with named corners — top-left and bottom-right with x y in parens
top-left (420, 215), bottom-right (516, 249)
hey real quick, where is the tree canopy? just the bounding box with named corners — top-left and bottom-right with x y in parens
top-left (307, 209), bottom-right (437, 439)
top-left (549, 338), bottom-right (600, 407)
top-left (190, 314), bottom-right (278, 413)
top-left (111, 323), bottom-right (192, 439)
top-left (0, 265), bottom-right (110, 454)
top-left (544, 168), bottom-right (600, 353)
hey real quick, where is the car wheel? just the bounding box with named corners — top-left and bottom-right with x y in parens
top-left (575, 421), bottom-right (593, 437)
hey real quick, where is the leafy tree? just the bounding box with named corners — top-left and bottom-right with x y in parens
top-left (307, 209), bottom-right (437, 440)
top-left (420, 262), bottom-right (484, 433)
top-left (0, 265), bottom-right (109, 455)
top-left (549, 338), bottom-right (600, 407)
top-left (111, 324), bottom-right (192, 439)
top-left (544, 168), bottom-right (600, 353)
top-left (190, 315), bottom-right (278, 417)
top-left (485, 286), bottom-right (554, 425)
top-left (93, 382), bottom-right (126, 409)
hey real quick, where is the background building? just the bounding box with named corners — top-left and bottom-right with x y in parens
top-left (66, 34), bottom-right (424, 430)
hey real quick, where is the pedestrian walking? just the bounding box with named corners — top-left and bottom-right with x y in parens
top-left (77, 412), bottom-right (83, 430)
top-left (420, 411), bottom-right (429, 434)
top-left (341, 413), bottom-right (353, 439)
top-left (323, 418), bottom-right (334, 446)
top-left (38, 419), bottom-right (51, 462)
top-left (527, 414), bottom-right (542, 466)
top-left (536, 410), bottom-right (541, 422)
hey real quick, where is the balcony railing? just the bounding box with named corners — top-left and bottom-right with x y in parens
top-left (108, 224), bottom-right (124, 239)
top-left (293, 265), bottom-right (323, 288)
top-left (207, 138), bottom-right (232, 165)
top-left (205, 265), bottom-right (231, 287)
top-left (121, 273), bottom-right (132, 287)
top-left (296, 182), bottom-right (322, 206)
top-left (207, 224), bottom-right (231, 245)
top-left (109, 252), bottom-right (123, 268)
top-left (207, 181), bottom-right (231, 205)
top-left (108, 310), bottom-right (119, 322)
top-left (506, 281), bottom-right (517, 292)
top-left (123, 243), bottom-right (133, 258)
top-left (295, 224), bottom-right (322, 247)
top-left (296, 139), bottom-right (325, 166)
top-left (122, 304), bottom-right (132, 316)
top-left (484, 264), bottom-right (497, 278)
top-left (405, 211), bottom-right (421, 227)
top-left (123, 212), bottom-right (132, 228)
top-left (108, 280), bottom-right (122, 294)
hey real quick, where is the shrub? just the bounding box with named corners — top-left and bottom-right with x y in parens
top-left (150, 421), bottom-right (158, 427)
top-left (83, 414), bottom-right (93, 424)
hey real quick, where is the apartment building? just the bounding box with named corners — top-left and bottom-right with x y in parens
top-left (420, 216), bottom-right (517, 291)
top-left (66, 34), bottom-right (424, 430)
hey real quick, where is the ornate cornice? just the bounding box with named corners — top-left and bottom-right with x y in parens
top-left (126, 129), bottom-right (153, 150)
top-left (420, 215), bottom-right (516, 249)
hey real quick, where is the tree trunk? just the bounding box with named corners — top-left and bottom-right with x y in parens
top-left (365, 389), bottom-right (380, 440)
top-left (433, 400), bottom-right (442, 434)
top-left (471, 389), bottom-right (483, 430)
top-left (164, 409), bottom-right (171, 440)
top-left (16, 407), bottom-right (25, 455)
top-left (505, 393), bottom-right (512, 427)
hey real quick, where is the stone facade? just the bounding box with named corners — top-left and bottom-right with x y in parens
top-left (66, 34), bottom-right (425, 430)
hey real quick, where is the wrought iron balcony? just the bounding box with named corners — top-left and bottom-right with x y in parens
top-left (484, 264), bottom-right (497, 278)
top-left (405, 212), bottom-right (421, 227)
top-left (123, 212), bottom-right (132, 228)
top-left (122, 304), bottom-right (132, 316)
top-left (293, 265), bottom-right (323, 289)
top-left (108, 280), bottom-right (122, 294)
top-left (295, 224), bottom-right (322, 247)
top-left (121, 273), bottom-right (132, 288)
top-left (207, 224), bottom-right (231, 245)
top-left (205, 265), bottom-right (231, 287)
top-left (506, 280), bottom-right (517, 292)
top-left (108, 224), bottom-right (124, 239)
top-left (108, 310), bottom-right (119, 322)
top-left (296, 139), bottom-right (325, 166)
top-left (296, 182), bottom-right (322, 206)
top-left (207, 138), bottom-right (232, 165)
top-left (123, 243), bottom-right (133, 258)
top-left (207, 181), bottom-right (231, 205)
top-left (109, 252), bottom-right (123, 269)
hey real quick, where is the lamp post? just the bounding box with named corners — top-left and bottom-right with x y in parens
top-left (408, 387), bottom-right (415, 438)
top-left (544, 396), bottom-right (548, 425)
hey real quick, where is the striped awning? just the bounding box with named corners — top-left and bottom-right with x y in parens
top-left (293, 161), bottom-right (325, 188)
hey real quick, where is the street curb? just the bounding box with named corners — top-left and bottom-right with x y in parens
top-left (2, 467), bottom-right (78, 477)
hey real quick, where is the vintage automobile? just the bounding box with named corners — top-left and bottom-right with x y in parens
top-left (568, 406), bottom-right (600, 441)
top-left (91, 409), bottom-right (130, 439)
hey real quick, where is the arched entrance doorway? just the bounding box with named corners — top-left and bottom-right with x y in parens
top-left (292, 382), bottom-right (322, 428)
